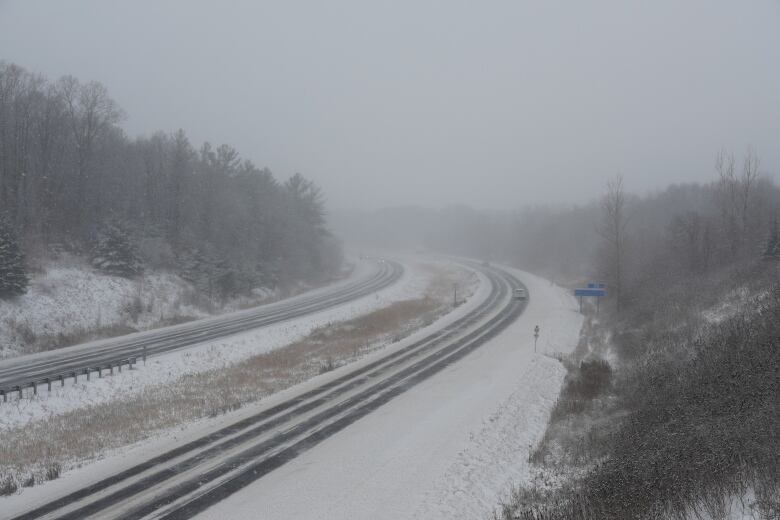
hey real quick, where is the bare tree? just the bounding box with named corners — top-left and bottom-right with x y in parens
top-left (598, 174), bottom-right (628, 312)
top-left (58, 76), bottom-right (124, 234)
top-left (715, 147), bottom-right (763, 259)
top-left (740, 147), bottom-right (763, 247)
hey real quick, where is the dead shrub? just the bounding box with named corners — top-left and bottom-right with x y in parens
top-left (44, 462), bottom-right (61, 481)
top-left (568, 359), bottom-right (612, 400)
top-left (13, 321), bottom-right (37, 345)
top-left (0, 476), bottom-right (17, 496)
top-left (318, 357), bottom-right (336, 374)
top-left (123, 295), bottom-right (144, 322)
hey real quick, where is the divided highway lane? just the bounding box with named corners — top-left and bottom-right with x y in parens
top-left (7, 263), bottom-right (527, 520)
top-left (0, 260), bottom-right (403, 397)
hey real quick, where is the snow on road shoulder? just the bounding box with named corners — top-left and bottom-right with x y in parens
top-left (0, 259), bottom-right (426, 430)
top-left (417, 268), bottom-right (584, 518)
top-left (195, 265), bottom-right (583, 520)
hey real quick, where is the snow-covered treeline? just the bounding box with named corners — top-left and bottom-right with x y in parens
top-left (0, 61), bottom-right (342, 299)
top-left (336, 156), bottom-right (780, 287)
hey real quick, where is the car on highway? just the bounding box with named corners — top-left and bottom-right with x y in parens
top-left (513, 288), bottom-right (527, 300)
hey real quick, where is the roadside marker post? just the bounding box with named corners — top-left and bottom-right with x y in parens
top-left (533, 325), bottom-right (540, 352)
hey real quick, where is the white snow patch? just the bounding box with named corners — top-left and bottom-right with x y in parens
top-left (684, 488), bottom-right (765, 520)
top-left (701, 286), bottom-right (765, 324)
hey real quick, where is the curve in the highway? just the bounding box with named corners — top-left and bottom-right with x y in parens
top-left (7, 262), bottom-right (527, 520)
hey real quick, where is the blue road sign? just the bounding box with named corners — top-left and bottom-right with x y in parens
top-left (575, 288), bottom-right (606, 297)
top-left (586, 282), bottom-right (606, 289)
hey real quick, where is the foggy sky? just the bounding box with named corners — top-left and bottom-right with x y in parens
top-left (1, 0), bottom-right (778, 210)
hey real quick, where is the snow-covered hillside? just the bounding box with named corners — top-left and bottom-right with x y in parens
top-left (0, 256), bottom-right (284, 359)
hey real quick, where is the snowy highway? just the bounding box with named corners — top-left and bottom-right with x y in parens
top-left (196, 264), bottom-right (582, 520)
top-left (0, 260), bottom-right (402, 401)
top-left (4, 262), bottom-right (534, 520)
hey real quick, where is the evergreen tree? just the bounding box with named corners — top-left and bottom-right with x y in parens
top-left (179, 247), bottom-right (245, 300)
top-left (91, 221), bottom-right (142, 277)
top-left (0, 216), bottom-right (29, 298)
top-left (764, 217), bottom-right (780, 260)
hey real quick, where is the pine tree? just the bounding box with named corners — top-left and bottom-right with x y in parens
top-left (179, 248), bottom-right (243, 300)
top-left (91, 221), bottom-right (142, 277)
top-left (0, 216), bottom-right (29, 298)
top-left (764, 217), bottom-right (780, 260)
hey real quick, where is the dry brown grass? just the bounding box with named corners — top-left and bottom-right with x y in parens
top-left (0, 263), bottom-right (475, 493)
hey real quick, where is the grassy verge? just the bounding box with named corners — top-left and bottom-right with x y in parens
top-left (0, 264), bottom-right (475, 494)
top-left (497, 263), bottom-right (780, 520)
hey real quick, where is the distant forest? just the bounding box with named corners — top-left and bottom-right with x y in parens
top-left (0, 62), bottom-right (341, 298)
top-left (336, 151), bottom-right (780, 291)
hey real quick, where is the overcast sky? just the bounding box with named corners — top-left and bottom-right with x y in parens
top-left (1, 0), bottom-right (778, 210)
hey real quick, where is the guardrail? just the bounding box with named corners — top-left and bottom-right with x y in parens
top-left (0, 350), bottom-right (146, 403)
top-left (0, 260), bottom-right (402, 405)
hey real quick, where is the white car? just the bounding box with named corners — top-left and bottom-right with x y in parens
top-left (513, 288), bottom-right (527, 300)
